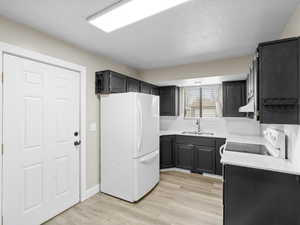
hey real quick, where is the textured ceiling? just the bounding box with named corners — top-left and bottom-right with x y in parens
top-left (0, 0), bottom-right (299, 69)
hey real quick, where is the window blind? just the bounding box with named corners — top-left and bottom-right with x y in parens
top-left (184, 85), bottom-right (222, 118)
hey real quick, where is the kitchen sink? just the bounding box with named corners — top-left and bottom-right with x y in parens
top-left (182, 131), bottom-right (214, 136)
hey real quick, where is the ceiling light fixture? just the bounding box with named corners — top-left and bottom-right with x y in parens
top-left (88, 0), bottom-right (191, 33)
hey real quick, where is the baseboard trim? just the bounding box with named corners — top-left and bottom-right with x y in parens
top-left (160, 168), bottom-right (223, 180)
top-left (203, 173), bottom-right (223, 180)
top-left (160, 168), bottom-right (191, 174)
top-left (85, 184), bottom-right (100, 200)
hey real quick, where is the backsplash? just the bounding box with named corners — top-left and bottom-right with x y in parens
top-left (160, 116), bottom-right (261, 136)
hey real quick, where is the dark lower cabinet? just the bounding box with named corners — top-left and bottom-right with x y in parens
top-left (175, 143), bottom-right (193, 170)
top-left (224, 165), bottom-right (300, 225)
top-left (223, 80), bottom-right (246, 117)
top-left (215, 138), bottom-right (226, 175)
top-left (192, 145), bottom-right (215, 174)
top-left (126, 77), bottom-right (140, 92)
top-left (160, 135), bottom-right (225, 176)
top-left (160, 135), bottom-right (175, 169)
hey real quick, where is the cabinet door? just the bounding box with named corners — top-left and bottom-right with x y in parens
top-left (215, 138), bottom-right (226, 175)
top-left (259, 39), bottom-right (299, 124)
top-left (159, 86), bottom-right (179, 116)
top-left (95, 72), bottom-right (108, 94)
top-left (175, 144), bottom-right (193, 170)
top-left (109, 71), bottom-right (127, 93)
top-left (224, 165), bottom-right (300, 225)
top-left (160, 136), bottom-right (175, 169)
top-left (223, 81), bottom-right (246, 117)
top-left (192, 145), bottom-right (215, 174)
top-left (140, 82), bottom-right (152, 94)
top-left (151, 86), bottom-right (160, 96)
top-left (126, 78), bottom-right (140, 92)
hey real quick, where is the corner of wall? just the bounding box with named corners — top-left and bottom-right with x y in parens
top-left (280, 5), bottom-right (300, 38)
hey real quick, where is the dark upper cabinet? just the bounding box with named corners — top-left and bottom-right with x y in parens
top-left (175, 143), bottom-right (193, 170)
top-left (159, 86), bottom-right (180, 116)
top-left (140, 81), bottom-right (153, 94)
top-left (95, 70), bottom-right (159, 96)
top-left (126, 77), bottom-right (140, 93)
top-left (224, 165), bottom-right (300, 225)
top-left (95, 70), bottom-right (127, 94)
top-left (223, 80), bottom-right (246, 117)
top-left (258, 38), bottom-right (300, 124)
top-left (215, 138), bottom-right (226, 176)
top-left (160, 135), bottom-right (175, 169)
top-left (151, 86), bottom-right (160, 96)
top-left (192, 145), bottom-right (215, 174)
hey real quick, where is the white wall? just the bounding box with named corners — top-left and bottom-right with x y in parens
top-left (161, 117), bottom-right (261, 137)
top-left (139, 55), bottom-right (251, 83)
top-left (0, 16), bottom-right (139, 190)
top-left (281, 6), bottom-right (300, 38)
top-left (161, 88), bottom-right (261, 136)
top-left (139, 45), bottom-right (260, 136)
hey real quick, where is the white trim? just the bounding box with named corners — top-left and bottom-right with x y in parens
top-left (160, 168), bottom-right (191, 174)
top-left (203, 173), bottom-right (223, 180)
top-left (161, 168), bottom-right (223, 180)
top-left (0, 41), bottom-right (88, 225)
top-left (0, 49), bottom-right (3, 225)
top-left (85, 184), bottom-right (100, 200)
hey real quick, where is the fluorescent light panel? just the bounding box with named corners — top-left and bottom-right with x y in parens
top-left (88, 0), bottom-right (191, 32)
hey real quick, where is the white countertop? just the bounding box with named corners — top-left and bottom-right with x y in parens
top-left (160, 130), bottom-right (300, 175)
top-left (160, 130), bottom-right (265, 144)
top-left (221, 151), bottom-right (300, 176)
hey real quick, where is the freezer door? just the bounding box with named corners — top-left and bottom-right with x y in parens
top-left (134, 94), bottom-right (159, 158)
top-left (133, 151), bottom-right (160, 202)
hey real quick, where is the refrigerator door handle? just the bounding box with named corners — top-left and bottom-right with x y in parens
top-left (140, 151), bottom-right (158, 164)
top-left (137, 100), bottom-right (143, 152)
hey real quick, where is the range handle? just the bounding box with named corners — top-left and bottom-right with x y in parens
top-left (219, 144), bottom-right (226, 157)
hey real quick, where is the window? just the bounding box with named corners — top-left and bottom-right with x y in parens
top-left (184, 85), bottom-right (222, 118)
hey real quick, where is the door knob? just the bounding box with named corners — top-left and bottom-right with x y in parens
top-left (74, 140), bottom-right (81, 146)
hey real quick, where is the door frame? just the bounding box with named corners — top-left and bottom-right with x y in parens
top-left (0, 41), bottom-right (88, 223)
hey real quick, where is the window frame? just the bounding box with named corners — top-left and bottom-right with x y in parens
top-left (183, 85), bottom-right (222, 119)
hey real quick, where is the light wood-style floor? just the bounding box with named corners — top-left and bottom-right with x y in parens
top-left (44, 171), bottom-right (223, 225)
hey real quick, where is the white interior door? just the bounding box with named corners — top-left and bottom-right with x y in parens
top-left (3, 54), bottom-right (80, 225)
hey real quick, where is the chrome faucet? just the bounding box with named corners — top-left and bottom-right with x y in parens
top-left (195, 118), bottom-right (201, 133)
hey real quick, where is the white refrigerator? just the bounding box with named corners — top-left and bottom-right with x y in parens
top-left (100, 92), bottom-right (160, 202)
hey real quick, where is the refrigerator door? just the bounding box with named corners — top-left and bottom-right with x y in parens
top-left (133, 150), bottom-right (160, 202)
top-left (101, 93), bottom-right (135, 201)
top-left (133, 94), bottom-right (160, 158)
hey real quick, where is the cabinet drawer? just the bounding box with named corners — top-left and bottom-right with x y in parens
top-left (176, 135), bottom-right (215, 147)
